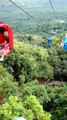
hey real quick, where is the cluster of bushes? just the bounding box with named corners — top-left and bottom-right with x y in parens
top-left (0, 64), bottom-right (18, 104)
top-left (0, 74), bottom-right (67, 120)
top-left (47, 47), bottom-right (67, 81)
top-left (0, 95), bottom-right (51, 120)
top-left (4, 41), bottom-right (54, 81)
top-left (3, 39), bottom-right (67, 82)
top-left (0, 64), bottom-right (51, 120)
top-left (22, 80), bottom-right (67, 120)
top-left (0, 36), bottom-right (67, 120)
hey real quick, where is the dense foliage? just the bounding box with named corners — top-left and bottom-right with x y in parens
top-left (0, 21), bottom-right (67, 120)
top-left (0, 64), bottom-right (18, 104)
top-left (3, 37), bottom-right (67, 82)
top-left (23, 80), bottom-right (67, 120)
top-left (4, 40), bottom-right (54, 81)
top-left (0, 95), bottom-right (51, 120)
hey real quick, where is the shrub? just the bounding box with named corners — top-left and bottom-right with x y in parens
top-left (43, 85), bottom-right (67, 120)
top-left (23, 81), bottom-right (67, 120)
top-left (4, 41), bottom-right (54, 81)
top-left (0, 95), bottom-right (51, 120)
top-left (0, 64), bottom-right (18, 104)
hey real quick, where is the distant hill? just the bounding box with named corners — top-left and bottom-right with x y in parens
top-left (0, 0), bottom-right (47, 8)
top-left (0, 0), bottom-right (67, 34)
top-left (0, 0), bottom-right (67, 8)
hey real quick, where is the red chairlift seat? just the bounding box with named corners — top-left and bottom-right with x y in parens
top-left (0, 22), bottom-right (13, 55)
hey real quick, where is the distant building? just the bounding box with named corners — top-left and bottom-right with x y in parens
top-left (53, 19), bottom-right (65, 23)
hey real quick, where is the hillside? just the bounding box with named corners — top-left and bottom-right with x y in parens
top-left (0, 0), bottom-right (67, 34)
top-left (0, 0), bottom-right (67, 8)
top-left (0, 37), bottom-right (67, 120)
